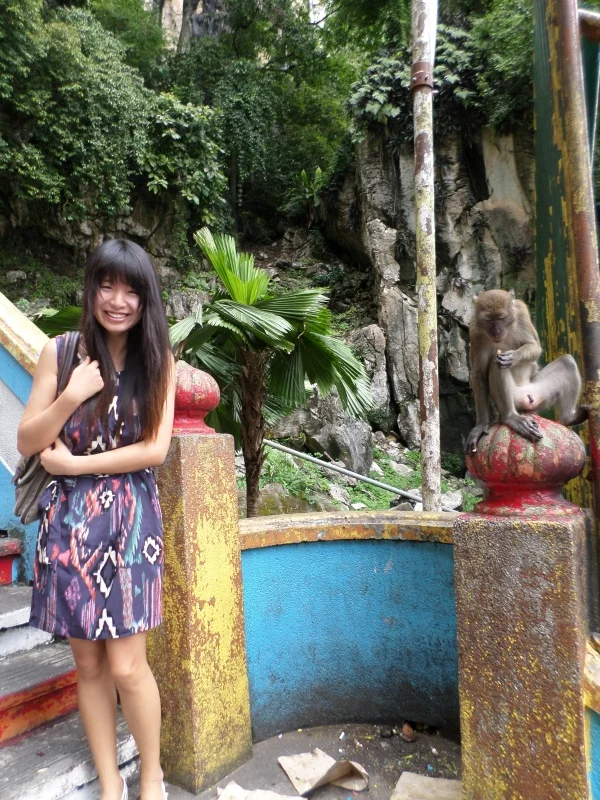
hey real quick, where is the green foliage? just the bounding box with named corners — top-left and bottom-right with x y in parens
top-left (0, 6), bottom-right (151, 218)
top-left (471, 0), bottom-right (533, 128)
top-left (282, 167), bottom-right (328, 226)
top-left (0, 251), bottom-right (82, 309)
top-left (0, 3), bottom-right (225, 237)
top-left (34, 305), bottom-right (82, 335)
top-left (169, 1), bottom-right (359, 227)
top-left (323, 0), bottom-right (411, 54)
top-left (347, 3), bottom-right (533, 140)
top-left (348, 24), bottom-right (486, 142)
top-left (144, 93), bottom-right (226, 223)
top-left (347, 451), bottom-right (421, 511)
top-left (170, 228), bottom-right (372, 430)
top-left (441, 451), bottom-right (466, 477)
top-left (258, 450), bottom-right (330, 501)
top-left (89, 0), bottom-right (166, 84)
top-left (170, 229), bottom-right (372, 512)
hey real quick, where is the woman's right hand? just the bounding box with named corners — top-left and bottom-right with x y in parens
top-left (64, 357), bottom-right (104, 404)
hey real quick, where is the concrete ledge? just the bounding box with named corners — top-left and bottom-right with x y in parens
top-left (0, 292), bottom-right (47, 377)
top-left (239, 509), bottom-right (457, 550)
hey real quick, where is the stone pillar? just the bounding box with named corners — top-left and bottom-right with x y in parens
top-left (149, 361), bottom-right (252, 793)
top-left (454, 416), bottom-right (598, 800)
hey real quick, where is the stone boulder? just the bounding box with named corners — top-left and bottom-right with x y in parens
top-left (347, 324), bottom-right (392, 431)
top-left (306, 416), bottom-right (373, 476)
top-left (237, 483), bottom-right (339, 518)
top-left (270, 386), bottom-right (373, 474)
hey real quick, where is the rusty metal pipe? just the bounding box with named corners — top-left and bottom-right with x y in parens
top-left (556, 0), bottom-right (600, 516)
top-left (580, 9), bottom-right (600, 43)
top-left (412, 0), bottom-right (440, 512)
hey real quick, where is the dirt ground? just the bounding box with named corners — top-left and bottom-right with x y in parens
top-left (136, 722), bottom-right (461, 800)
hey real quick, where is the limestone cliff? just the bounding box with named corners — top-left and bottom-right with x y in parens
top-left (325, 127), bottom-right (535, 451)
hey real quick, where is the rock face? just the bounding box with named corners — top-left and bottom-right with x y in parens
top-left (347, 324), bottom-right (392, 432)
top-left (326, 127), bottom-right (534, 451)
top-left (270, 387), bottom-right (373, 475)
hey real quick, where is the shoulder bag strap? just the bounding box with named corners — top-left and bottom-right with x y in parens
top-left (57, 331), bottom-right (80, 396)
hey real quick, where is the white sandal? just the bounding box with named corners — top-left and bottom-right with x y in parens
top-left (161, 781), bottom-right (168, 799)
top-left (121, 776), bottom-right (128, 800)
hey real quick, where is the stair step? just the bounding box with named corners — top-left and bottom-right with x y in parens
top-left (0, 710), bottom-right (138, 800)
top-left (0, 539), bottom-right (22, 586)
top-left (0, 585), bottom-right (52, 657)
top-left (0, 641), bottom-right (77, 742)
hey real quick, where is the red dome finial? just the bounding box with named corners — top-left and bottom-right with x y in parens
top-left (466, 415), bottom-right (586, 516)
top-left (173, 360), bottom-right (220, 435)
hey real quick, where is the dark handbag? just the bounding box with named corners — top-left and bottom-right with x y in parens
top-left (13, 331), bottom-right (80, 525)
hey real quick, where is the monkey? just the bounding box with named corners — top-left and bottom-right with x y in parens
top-left (465, 289), bottom-right (588, 454)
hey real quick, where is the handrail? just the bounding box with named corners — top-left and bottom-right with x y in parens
top-left (263, 438), bottom-right (456, 512)
top-left (580, 9), bottom-right (600, 42)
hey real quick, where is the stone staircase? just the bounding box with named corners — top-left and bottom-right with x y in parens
top-left (0, 576), bottom-right (139, 798)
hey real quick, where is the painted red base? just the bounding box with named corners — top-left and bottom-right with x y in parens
top-left (466, 416), bottom-right (586, 516)
top-left (0, 556), bottom-right (15, 585)
top-left (0, 670), bottom-right (78, 743)
top-left (173, 360), bottom-right (220, 435)
top-left (0, 538), bottom-right (22, 585)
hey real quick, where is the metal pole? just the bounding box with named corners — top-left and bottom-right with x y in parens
top-left (556, 0), bottom-right (600, 516)
top-left (411, 0), bottom-right (440, 512)
top-left (263, 439), bottom-right (456, 512)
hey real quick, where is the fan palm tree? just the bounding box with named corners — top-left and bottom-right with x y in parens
top-left (170, 227), bottom-right (372, 517)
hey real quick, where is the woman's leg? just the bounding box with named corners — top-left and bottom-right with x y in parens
top-left (69, 638), bottom-right (123, 800)
top-left (106, 632), bottom-right (164, 800)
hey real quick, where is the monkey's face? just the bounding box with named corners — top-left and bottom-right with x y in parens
top-left (477, 310), bottom-right (514, 343)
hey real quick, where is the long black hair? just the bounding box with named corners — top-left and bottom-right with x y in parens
top-left (80, 239), bottom-right (171, 441)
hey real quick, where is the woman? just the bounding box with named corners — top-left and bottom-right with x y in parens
top-left (17, 239), bottom-right (175, 800)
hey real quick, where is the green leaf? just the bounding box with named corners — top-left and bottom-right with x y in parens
top-left (34, 306), bottom-right (81, 335)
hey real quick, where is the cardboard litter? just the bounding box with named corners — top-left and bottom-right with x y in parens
top-left (278, 747), bottom-right (369, 795)
top-left (391, 772), bottom-right (462, 800)
top-left (217, 781), bottom-right (299, 800)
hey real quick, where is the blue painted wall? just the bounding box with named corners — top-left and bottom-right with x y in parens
top-left (0, 342), bottom-right (37, 579)
top-left (0, 344), bottom-right (35, 405)
top-left (589, 709), bottom-right (600, 798)
top-left (241, 539), bottom-right (459, 741)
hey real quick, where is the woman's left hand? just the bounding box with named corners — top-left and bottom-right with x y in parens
top-left (40, 438), bottom-right (77, 475)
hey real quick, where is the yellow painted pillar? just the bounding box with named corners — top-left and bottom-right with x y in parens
top-left (148, 362), bottom-right (252, 793)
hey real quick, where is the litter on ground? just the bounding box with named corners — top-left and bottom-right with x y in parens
top-left (278, 748), bottom-right (369, 795)
top-left (390, 772), bottom-right (462, 800)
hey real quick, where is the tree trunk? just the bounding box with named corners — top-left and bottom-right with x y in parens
top-left (240, 350), bottom-right (269, 517)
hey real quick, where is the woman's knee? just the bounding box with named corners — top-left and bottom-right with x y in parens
top-left (109, 656), bottom-right (148, 692)
top-left (70, 640), bottom-right (107, 681)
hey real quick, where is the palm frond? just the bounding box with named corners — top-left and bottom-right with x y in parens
top-left (204, 314), bottom-right (249, 341)
top-left (255, 290), bottom-right (329, 322)
top-left (34, 307), bottom-right (82, 335)
top-left (195, 343), bottom-right (241, 383)
top-left (296, 332), bottom-right (372, 416)
top-left (169, 304), bottom-right (203, 346)
top-left (194, 227), bottom-right (269, 304)
top-left (214, 300), bottom-right (295, 349)
top-left (267, 347), bottom-right (308, 408)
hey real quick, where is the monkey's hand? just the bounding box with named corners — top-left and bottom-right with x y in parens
top-left (496, 350), bottom-right (515, 369)
top-left (465, 424), bottom-right (489, 454)
top-left (505, 413), bottom-right (543, 442)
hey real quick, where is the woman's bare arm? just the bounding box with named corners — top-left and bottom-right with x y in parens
top-left (17, 340), bottom-right (105, 459)
top-left (40, 357), bottom-right (176, 475)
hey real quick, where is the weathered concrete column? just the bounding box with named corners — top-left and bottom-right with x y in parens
top-left (454, 416), bottom-right (598, 800)
top-left (149, 361), bottom-right (252, 793)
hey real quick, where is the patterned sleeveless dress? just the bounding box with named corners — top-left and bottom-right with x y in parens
top-left (29, 334), bottom-right (164, 640)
